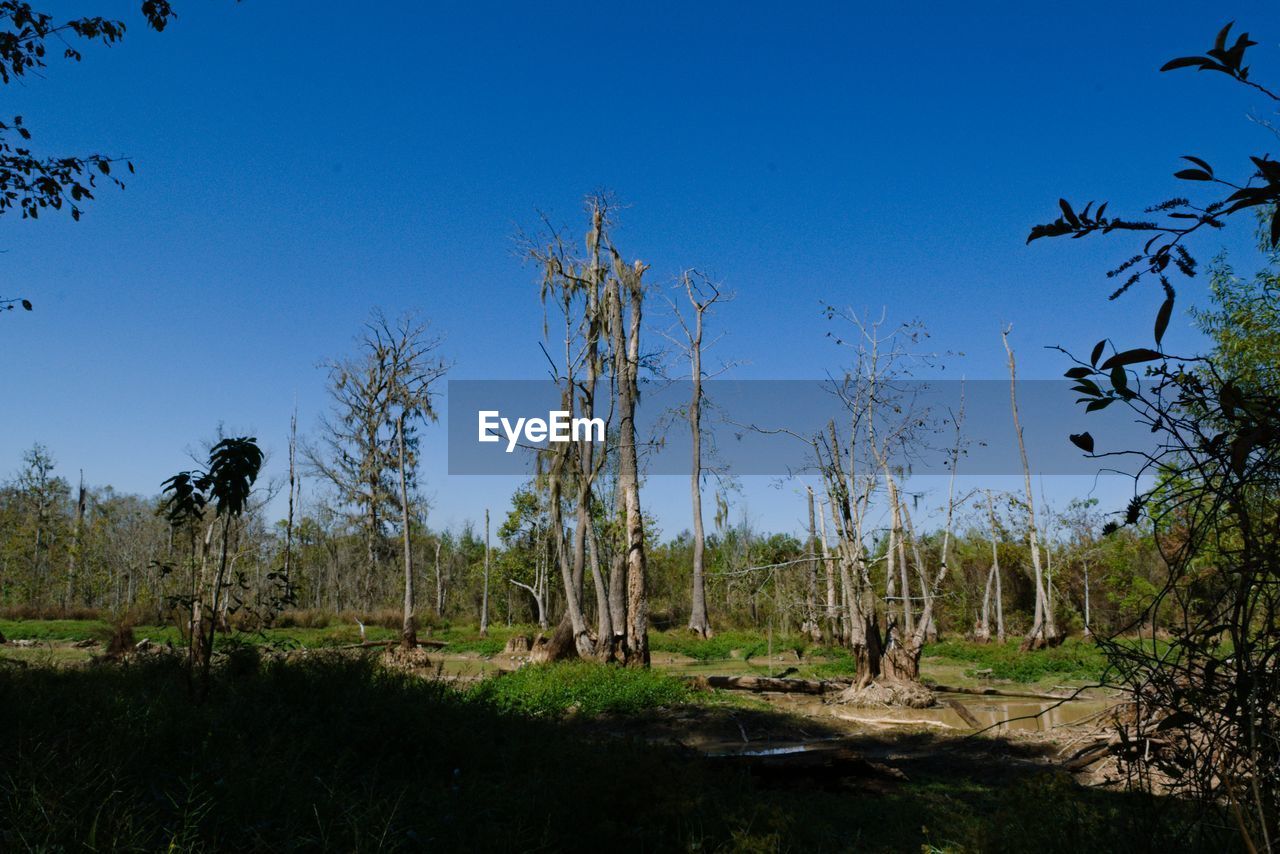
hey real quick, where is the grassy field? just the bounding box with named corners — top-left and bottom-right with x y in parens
top-left (0, 651), bottom-right (1224, 852)
top-left (0, 619), bottom-right (1116, 702)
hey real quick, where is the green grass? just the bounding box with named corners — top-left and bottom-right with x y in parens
top-left (649, 628), bottom-right (811, 661)
top-left (924, 638), bottom-right (1108, 683)
top-left (0, 618), bottom-right (106, 641)
top-left (468, 661), bottom-right (691, 716)
top-left (0, 652), bottom-right (1229, 851)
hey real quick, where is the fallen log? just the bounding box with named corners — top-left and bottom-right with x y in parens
top-left (688, 675), bottom-right (849, 695)
top-left (336, 639), bottom-right (449, 650)
top-left (946, 698), bottom-right (982, 729)
top-left (928, 683), bottom-right (1078, 701)
top-left (830, 711), bottom-right (955, 729)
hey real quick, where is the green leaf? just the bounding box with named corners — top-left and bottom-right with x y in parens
top-left (1085, 398), bottom-right (1115, 412)
top-left (1173, 168), bottom-right (1212, 181)
top-left (1090, 339), bottom-right (1106, 367)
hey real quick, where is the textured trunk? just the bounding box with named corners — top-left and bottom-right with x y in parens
top-left (433, 540), bottom-right (444, 617)
top-left (284, 410), bottom-right (297, 607)
top-left (585, 512), bottom-right (614, 658)
top-left (819, 500), bottom-right (837, 644)
top-left (67, 471), bottom-right (85, 610)
top-left (611, 255), bottom-right (650, 666)
top-left (479, 508), bottom-right (490, 637)
top-left (686, 285), bottom-right (712, 638)
top-left (1004, 328), bottom-right (1056, 650)
top-left (805, 486), bottom-right (821, 641)
top-left (397, 414), bottom-right (416, 648)
top-left (1082, 559), bottom-right (1091, 637)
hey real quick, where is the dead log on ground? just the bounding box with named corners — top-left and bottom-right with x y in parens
top-left (688, 675), bottom-right (849, 694)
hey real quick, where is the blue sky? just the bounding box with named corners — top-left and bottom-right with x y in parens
top-left (0, 1), bottom-right (1275, 536)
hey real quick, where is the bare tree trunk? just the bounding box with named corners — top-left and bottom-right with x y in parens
top-left (67, 470), bottom-right (85, 610)
top-left (805, 486), bottom-right (821, 641)
top-left (284, 408), bottom-right (297, 608)
top-left (818, 498), bottom-right (837, 644)
top-left (396, 413), bottom-right (416, 648)
top-left (676, 273), bottom-right (720, 639)
top-left (585, 512), bottom-right (614, 658)
top-left (433, 540), bottom-right (444, 617)
top-left (610, 253), bottom-right (650, 666)
top-left (480, 507), bottom-right (490, 637)
top-left (1083, 558), bottom-right (1091, 637)
top-left (1003, 327), bottom-right (1055, 649)
top-left (687, 375), bottom-right (711, 636)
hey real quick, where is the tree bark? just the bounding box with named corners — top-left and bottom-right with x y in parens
top-left (67, 470), bottom-right (85, 610)
top-left (396, 413), bottom-right (416, 649)
top-left (480, 507), bottom-right (490, 637)
top-left (1003, 327), bottom-right (1056, 650)
top-left (610, 252), bottom-right (650, 666)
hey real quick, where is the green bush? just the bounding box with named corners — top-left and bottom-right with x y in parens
top-left (468, 661), bottom-right (690, 716)
top-left (925, 638), bottom-right (1108, 683)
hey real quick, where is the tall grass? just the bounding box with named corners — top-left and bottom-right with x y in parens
top-left (925, 638), bottom-right (1108, 683)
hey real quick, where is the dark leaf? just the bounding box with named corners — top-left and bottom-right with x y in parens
top-left (1069, 432), bottom-right (1094, 453)
top-left (1160, 56), bottom-right (1213, 72)
top-left (1100, 348), bottom-right (1163, 370)
top-left (1058, 198), bottom-right (1080, 228)
top-left (1181, 155), bottom-right (1213, 175)
top-left (1154, 296), bottom-right (1174, 346)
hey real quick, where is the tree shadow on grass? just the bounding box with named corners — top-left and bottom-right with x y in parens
top-left (0, 655), bottom-right (1234, 852)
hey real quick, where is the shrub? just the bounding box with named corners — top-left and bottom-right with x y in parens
top-left (468, 662), bottom-right (691, 716)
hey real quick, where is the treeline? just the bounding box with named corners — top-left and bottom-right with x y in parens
top-left (0, 440), bottom-right (1172, 641)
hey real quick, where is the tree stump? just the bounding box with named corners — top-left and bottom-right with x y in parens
top-left (503, 634), bottom-right (532, 655)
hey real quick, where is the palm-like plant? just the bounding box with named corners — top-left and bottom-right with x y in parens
top-left (162, 437), bottom-right (263, 697)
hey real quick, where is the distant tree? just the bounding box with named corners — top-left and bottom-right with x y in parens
top-left (306, 311), bottom-right (447, 642)
top-left (660, 270), bottom-right (733, 639)
top-left (526, 195), bottom-right (653, 664)
top-left (13, 443), bottom-right (67, 605)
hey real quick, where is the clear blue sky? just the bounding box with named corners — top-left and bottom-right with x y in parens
top-left (0, 1), bottom-right (1274, 536)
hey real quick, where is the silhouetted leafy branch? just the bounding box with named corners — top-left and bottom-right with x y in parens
top-left (1032, 22), bottom-right (1280, 848)
top-left (1028, 23), bottom-right (1280, 304)
top-left (0, 3), bottom-right (185, 225)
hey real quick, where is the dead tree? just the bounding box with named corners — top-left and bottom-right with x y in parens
top-left (609, 245), bottom-right (651, 666)
top-left (660, 270), bottom-right (732, 639)
top-left (976, 489), bottom-right (1006, 643)
top-left (1002, 326), bottom-right (1057, 649)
